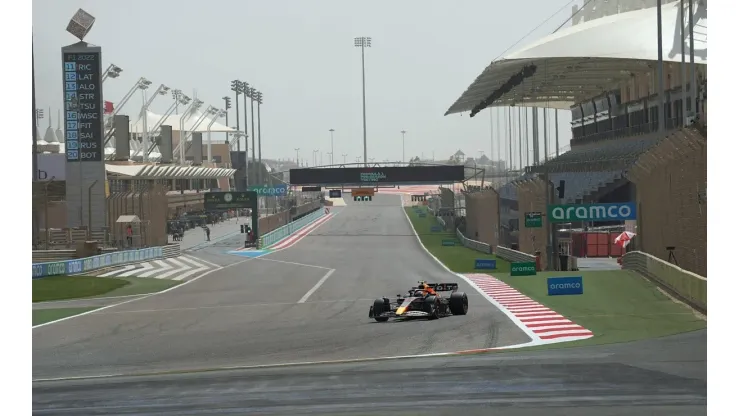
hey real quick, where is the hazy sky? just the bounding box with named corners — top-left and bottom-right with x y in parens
top-left (33, 0), bottom-right (576, 165)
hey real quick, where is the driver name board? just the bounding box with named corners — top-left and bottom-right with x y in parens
top-left (204, 191), bottom-right (258, 209)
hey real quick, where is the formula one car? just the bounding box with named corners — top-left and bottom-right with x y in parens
top-left (368, 281), bottom-right (468, 322)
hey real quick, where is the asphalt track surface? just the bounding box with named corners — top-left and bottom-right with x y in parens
top-left (32, 194), bottom-right (706, 414)
top-left (33, 331), bottom-right (706, 415)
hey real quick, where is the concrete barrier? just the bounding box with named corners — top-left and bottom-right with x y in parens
top-left (496, 246), bottom-right (537, 263)
top-left (622, 251), bottom-right (707, 314)
top-left (260, 209), bottom-right (324, 248)
top-left (456, 227), bottom-right (492, 254)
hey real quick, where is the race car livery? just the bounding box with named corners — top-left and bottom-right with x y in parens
top-left (368, 281), bottom-right (468, 322)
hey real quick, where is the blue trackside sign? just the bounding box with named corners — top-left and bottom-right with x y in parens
top-left (474, 259), bottom-right (497, 270)
top-left (547, 276), bottom-right (584, 296)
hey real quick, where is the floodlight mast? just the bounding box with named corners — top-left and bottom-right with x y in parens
top-left (141, 84), bottom-right (170, 162)
top-left (181, 104), bottom-right (215, 159)
top-left (103, 77), bottom-right (151, 147)
top-left (206, 109), bottom-right (227, 163)
top-left (177, 99), bottom-right (202, 164)
top-left (102, 64), bottom-right (122, 82)
top-left (354, 36), bottom-right (371, 167)
top-left (142, 91), bottom-right (189, 158)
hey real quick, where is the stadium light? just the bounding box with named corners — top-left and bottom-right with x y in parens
top-left (231, 80), bottom-right (245, 156)
top-left (254, 90), bottom-right (264, 184)
top-left (140, 84), bottom-right (170, 162)
top-left (222, 96), bottom-right (231, 144)
top-left (142, 91), bottom-right (190, 158)
top-left (181, 104), bottom-right (214, 160)
top-left (354, 36), bottom-right (371, 166)
top-left (176, 98), bottom-right (203, 164)
top-left (206, 108), bottom-right (226, 163)
top-left (401, 130), bottom-right (407, 162)
top-left (103, 77), bottom-right (152, 147)
top-left (102, 64), bottom-right (122, 83)
top-left (329, 129), bottom-right (335, 165)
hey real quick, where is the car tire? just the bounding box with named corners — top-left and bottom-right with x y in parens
top-left (449, 292), bottom-right (468, 315)
top-left (372, 298), bottom-right (389, 322)
top-left (423, 296), bottom-right (439, 320)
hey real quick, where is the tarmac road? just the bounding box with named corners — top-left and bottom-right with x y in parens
top-left (32, 330), bottom-right (706, 415)
top-left (32, 194), bottom-right (528, 380)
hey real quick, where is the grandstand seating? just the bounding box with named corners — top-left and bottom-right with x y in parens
top-left (545, 134), bottom-right (661, 166)
top-left (549, 171), bottom-right (623, 203)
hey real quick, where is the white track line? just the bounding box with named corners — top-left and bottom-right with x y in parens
top-left (98, 265), bottom-right (136, 277)
top-left (136, 260), bottom-right (172, 278)
top-left (297, 269), bottom-right (336, 304)
top-left (153, 258), bottom-right (189, 280)
top-left (399, 194), bottom-right (541, 345)
top-left (32, 258), bottom-right (253, 329)
top-left (94, 298), bottom-right (377, 315)
top-left (172, 267), bottom-right (209, 281)
top-left (177, 256), bottom-right (208, 269)
top-left (117, 262), bottom-right (153, 277)
top-left (253, 257), bottom-right (333, 270)
top-left (182, 254), bottom-right (221, 269)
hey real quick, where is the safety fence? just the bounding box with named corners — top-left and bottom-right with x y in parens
top-left (32, 244), bottom-right (180, 279)
top-left (622, 251), bottom-right (707, 314)
top-left (456, 227), bottom-right (492, 254)
top-left (260, 208), bottom-right (324, 248)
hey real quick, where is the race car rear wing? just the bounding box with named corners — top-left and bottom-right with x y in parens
top-left (428, 283), bottom-right (458, 292)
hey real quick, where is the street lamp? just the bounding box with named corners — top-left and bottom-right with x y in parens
top-left (329, 128), bottom-right (335, 165)
top-left (401, 130), bottom-right (407, 163)
top-left (177, 98), bottom-right (203, 164)
top-left (103, 77), bottom-right (152, 147)
top-left (327, 152), bottom-right (332, 166)
top-left (313, 149), bottom-right (319, 166)
top-left (206, 108), bottom-right (226, 163)
top-left (140, 84), bottom-right (170, 162)
top-left (354, 36), bottom-right (371, 166)
top-left (102, 63), bottom-right (122, 82)
top-left (295, 148), bottom-right (300, 165)
top-left (342, 153), bottom-right (348, 164)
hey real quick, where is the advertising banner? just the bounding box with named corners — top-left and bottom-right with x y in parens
top-left (289, 165), bottom-right (465, 185)
top-left (547, 202), bottom-right (637, 223)
top-left (474, 259), bottom-right (497, 270)
top-left (248, 184), bottom-right (289, 196)
top-left (510, 262), bottom-right (537, 276)
top-left (32, 247), bottom-right (164, 279)
top-left (547, 276), bottom-right (584, 296)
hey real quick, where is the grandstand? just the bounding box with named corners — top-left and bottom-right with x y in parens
top-left (445, 1), bottom-right (707, 275)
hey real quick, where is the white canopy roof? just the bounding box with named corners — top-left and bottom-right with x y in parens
top-left (445, 1), bottom-right (707, 114)
top-left (128, 109), bottom-right (235, 134)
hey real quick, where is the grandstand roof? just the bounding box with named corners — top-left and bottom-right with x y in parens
top-left (105, 164), bottom-right (236, 180)
top-left (127, 109), bottom-right (236, 134)
top-left (445, 2), bottom-right (707, 114)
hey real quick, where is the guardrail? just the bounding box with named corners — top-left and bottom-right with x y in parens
top-left (260, 208), bottom-right (324, 248)
top-left (456, 227), bottom-right (492, 254)
top-left (621, 251), bottom-right (707, 314)
top-left (495, 246), bottom-right (537, 263)
top-left (32, 245), bottom-right (176, 279)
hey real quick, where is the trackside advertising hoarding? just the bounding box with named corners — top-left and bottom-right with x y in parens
top-left (32, 247), bottom-right (164, 279)
top-left (547, 202), bottom-right (637, 223)
top-left (510, 262), bottom-right (537, 276)
top-left (289, 166), bottom-right (464, 185)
